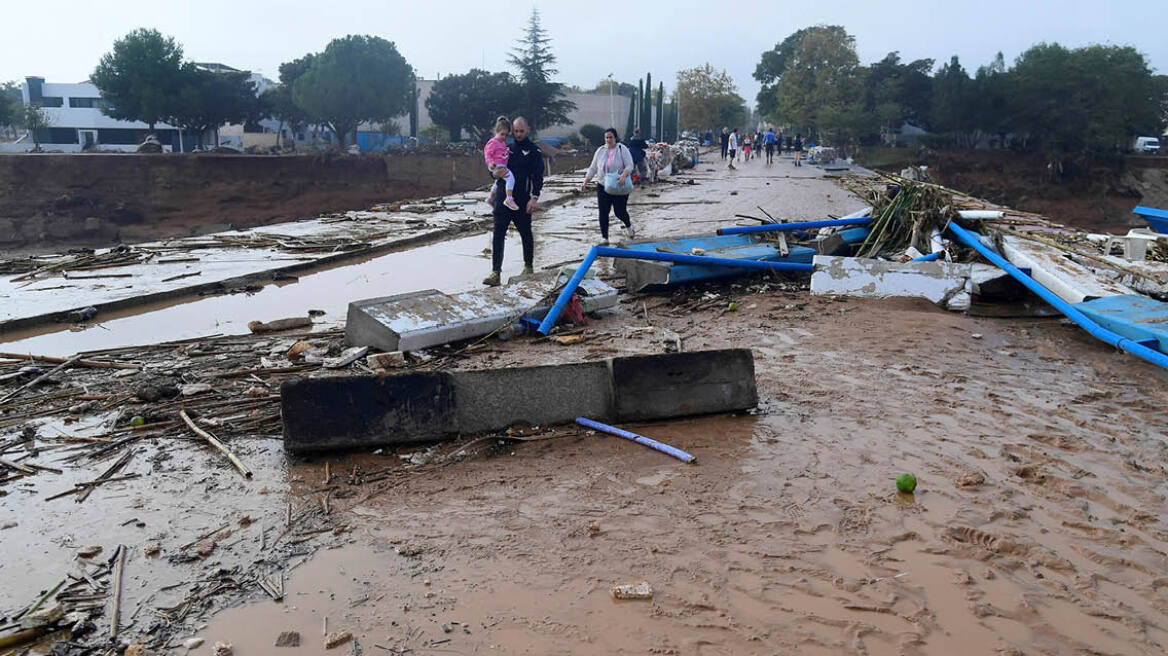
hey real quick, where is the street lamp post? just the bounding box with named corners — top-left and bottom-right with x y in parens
top-left (607, 73), bottom-right (614, 127)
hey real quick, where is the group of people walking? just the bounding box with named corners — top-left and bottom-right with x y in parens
top-left (720, 127), bottom-right (803, 169)
top-left (480, 118), bottom-right (640, 286)
top-left (480, 115), bottom-right (812, 286)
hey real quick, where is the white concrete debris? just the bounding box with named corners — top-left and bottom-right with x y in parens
top-left (811, 256), bottom-right (1005, 311)
top-left (345, 276), bottom-right (619, 353)
top-left (999, 235), bottom-right (1132, 304)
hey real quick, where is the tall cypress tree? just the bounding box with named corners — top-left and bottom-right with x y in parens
top-left (642, 72), bottom-right (653, 135)
top-left (624, 91), bottom-right (636, 140)
top-left (636, 79), bottom-right (644, 131)
top-left (655, 81), bottom-right (664, 140)
top-left (507, 8), bottom-right (575, 131)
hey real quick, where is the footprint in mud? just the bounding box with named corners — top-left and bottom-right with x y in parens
top-left (943, 525), bottom-right (1027, 555)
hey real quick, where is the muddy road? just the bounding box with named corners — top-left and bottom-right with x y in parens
top-left (3, 150), bottom-right (1167, 655)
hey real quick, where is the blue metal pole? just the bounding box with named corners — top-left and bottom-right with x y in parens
top-left (594, 247), bottom-right (813, 272)
top-left (537, 246), bottom-right (598, 336)
top-left (575, 417), bottom-right (696, 463)
top-left (537, 246), bottom-right (813, 335)
top-left (910, 251), bottom-right (942, 262)
top-left (716, 217), bottom-right (871, 236)
top-left (948, 222), bottom-right (1168, 371)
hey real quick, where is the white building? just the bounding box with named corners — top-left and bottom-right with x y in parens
top-left (3, 77), bottom-right (181, 152)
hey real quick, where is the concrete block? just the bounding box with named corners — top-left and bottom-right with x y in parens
top-left (453, 361), bottom-right (612, 433)
top-left (281, 372), bottom-right (457, 452)
top-left (811, 255), bottom-right (971, 306)
top-left (282, 349), bottom-right (758, 453)
top-left (999, 235), bottom-right (1131, 304)
top-left (610, 349), bottom-right (757, 422)
top-left (345, 278), bottom-right (618, 352)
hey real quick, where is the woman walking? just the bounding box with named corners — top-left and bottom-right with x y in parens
top-left (793, 134), bottom-right (804, 167)
top-left (580, 128), bottom-right (636, 244)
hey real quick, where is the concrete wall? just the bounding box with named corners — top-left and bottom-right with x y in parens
top-left (282, 349), bottom-right (758, 452)
top-left (0, 152), bottom-right (592, 249)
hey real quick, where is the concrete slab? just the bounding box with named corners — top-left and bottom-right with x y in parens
top-left (811, 256), bottom-right (971, 306)
top-left (281, 372), bottom-right (458, 452)
top-left (453, 361), bottom-right (612, 433)
top-left (999, 235), bottom-right (1131, 304)
top-left (345, 277), bottom-right (618, 352)
top-left (610, 349), bottom-right (758, 422)
top-left (281, 348), bottom-right (758, 452)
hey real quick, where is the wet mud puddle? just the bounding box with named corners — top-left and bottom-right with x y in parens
top-left (0, 232), bottom-right (541, 356)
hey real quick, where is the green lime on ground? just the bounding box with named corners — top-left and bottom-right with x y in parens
top-left (130, 416), bottom-right (146, 427)
top-left (896, 473), bottom-right (917, 493)
top-left (727, 302), bottom-right (739, 311)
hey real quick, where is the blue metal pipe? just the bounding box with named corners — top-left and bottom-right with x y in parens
top-left (948, 222), bottom-right (1168, 371)
top-left (716, 217), bottom-right (871, 236)
top-left (910, 251), bottom-right (942, 262)
top-left (594, 247), bottom-right (812, 272)
top-left (536, 246), bottom-right (598, 336)
top-left (537, 246), bottom-right (812, 335)
top-left (575, 417), bottom-right (696, 463)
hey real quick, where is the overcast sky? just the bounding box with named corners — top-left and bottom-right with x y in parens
top-left (2, 0), bottom-right (1163, 109)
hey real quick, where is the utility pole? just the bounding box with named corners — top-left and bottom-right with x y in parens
top-left (607, 73), bottom-right (614, 127)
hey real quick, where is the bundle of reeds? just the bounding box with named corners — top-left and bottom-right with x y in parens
top-left (854, 179), bottom-right (957, 258)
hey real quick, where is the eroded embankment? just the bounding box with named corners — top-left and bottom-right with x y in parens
top-left (0, 152), bottom-right (589, 250)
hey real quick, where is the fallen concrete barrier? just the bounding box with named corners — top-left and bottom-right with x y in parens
top-left (281, 372), bottom-right (457, 451)
top-left (611, 350), bottom-right (757, 422)
top-left (345, 278), bottom-right (618, 353)
top-left (282, 348), bottom-right (757, 453)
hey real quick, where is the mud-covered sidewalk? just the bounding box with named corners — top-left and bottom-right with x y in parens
top-left (3, 151), bottom-right (1167, 655)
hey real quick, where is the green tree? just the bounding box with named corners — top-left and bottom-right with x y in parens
top-left (971, 53), bottom-right (1013, 149)
top-left (774, 26), bottom-right (867, 143)
top-left (507, 8), bottom-right (575, 131)
top-left (624, 93), bottom-right (636, 141)
top-left (676, 63), bottom-right (745, 133)
top-left (408, 84), bottom-right (419, 138)
top-left (642, 72), bottom-right (653, 134)
top-left (593, 79), bottom-right (636, 97)
top-left (0, 81), bottom-right (19, 129)
top-left (293, 35), bottom-right (415, 149)
top-left (655, 82), bottom-right (664, 140)
top-left (1009, 43), bottom-right (1161, 154)
top-left (860, 52), bottom-right (933, 143)
top-left (636, 79), bottom-right (644, 130)
top-left (662, 98), bottom-right (677, 142)
top-left (754, 26), bottom-right (839, 120)
top-left (91, 28), bottom-right (185, 132)
top-left (425, 69), bottom-right (523, 142)
top-left (579, 123), bottom-right (605, 149)
top-left (930, 56), bottom-right (981, 148)
top-left (264, 54), bottom-right (317, 149)
top-left (168, 65), bottom-right (259, 150)
top-left (23, 103), bottom-right (50, 149)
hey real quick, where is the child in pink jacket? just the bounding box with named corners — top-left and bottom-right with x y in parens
top-left (484, 116), bottom-right (519, 211)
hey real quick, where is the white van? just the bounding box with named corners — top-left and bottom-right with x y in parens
top-left (1133, 136), bottom-right (1160, 154)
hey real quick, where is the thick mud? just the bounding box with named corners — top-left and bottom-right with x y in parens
top-left (197, 290), bottom-right (1168, 655)
top-left (5, 151), bottom-right (1166, 655)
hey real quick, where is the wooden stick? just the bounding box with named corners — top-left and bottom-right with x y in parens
top-left (0, 355), bottom-right (81, 404)
top-left (75, 451), bottom-right (135, 503)
top-left (0, 457), bottom-right (35, 474)
top-left (160, 271), bottom-right (201, 283)
top-left (63, 273), bottom-right (133, 279)
top-left (180, 411), bottom-right (253, 479)
top-left (0, 352), bottom-right (139, 371)
top-left (110, 545), bottom-right (126, 639)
